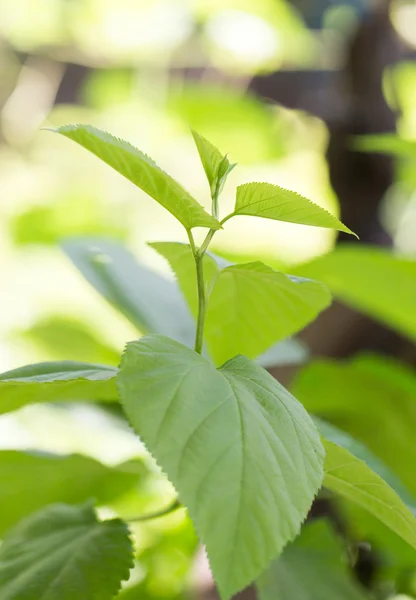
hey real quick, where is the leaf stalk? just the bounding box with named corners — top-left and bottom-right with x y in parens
top-left (126, 498), bottom-right (181, 523)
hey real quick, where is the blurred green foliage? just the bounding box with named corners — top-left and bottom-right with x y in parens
top-left (0, 0), bottom-right (416, 598)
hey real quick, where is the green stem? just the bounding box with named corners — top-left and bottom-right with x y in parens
top-left (187, 230), bottom-right (207, 354)
top-left (187, 185), bottom-right (224, 354)
top-left (212, 185), bottom-right (220, 220)
top-left (199, 229), bottom-right (215, 254)
top-left (220, 212), bottom-right (235, 226)
top-left (187, 228), bottom-right (197, 256)
top-left (194, 251), bottom-right (206, 354)
top-left (126, 498), bottom-right (181, 523)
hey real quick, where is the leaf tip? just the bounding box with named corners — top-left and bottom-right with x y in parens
top-left (341, 225), bottom-right (359, 239)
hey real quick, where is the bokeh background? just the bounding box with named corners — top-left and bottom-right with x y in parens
top-left (0, 0), bottom-right (415, 598)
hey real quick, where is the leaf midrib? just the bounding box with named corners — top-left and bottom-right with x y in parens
top-left (236, 187), bottom-right (333, 218)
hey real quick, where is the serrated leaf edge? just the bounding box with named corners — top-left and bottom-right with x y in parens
top-left (116, 341), bottom-right (325, 599)
top-left (235, 182), bottom-right (357, 237)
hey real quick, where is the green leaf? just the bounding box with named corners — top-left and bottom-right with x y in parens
top-left (10, 194), bottom-right (127, 247)
top-left (206, 262), bottom-right (330, 365)
top-left (294, 246), bottom-right (416, 342)
top-left (292, 354), bottom-right (416, 495)
top-left (0, 360), bottom-right (118, 415)
top-left (150, 242), bottom-right (331, 365)
top-left (147, 242), bottom-right (308, 367)
top-left (232, 182), bottom-right (356, 235)
top-left (353, 134), bottom-right (416, 159)
top-left (0, 450), bottom-right (144, 535)
top-left (257, 519), bottom-right (369, 600)
top-left (63, 238), bottom-right (195, 345)
top-left (315, 418), bottom-right (416, 510)
top-left (117, 334), bottom-right (324, 599)
top-left (117, 513), bottom-right (198, 600)
top-left (322, 439), bottom-right (416, 551)
top-left (191, 130), bottom-right (236, 198)
top-left (53, 124), bottom-right (220, 230)
top-left (0, 502), bottom-right (133, 599)
top-left (20, 315), bottom-right (121, 365)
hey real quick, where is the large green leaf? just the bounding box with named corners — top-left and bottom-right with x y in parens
top-left (0, 450), bottom-right (144, 535)
top-left (63, 238), bottom-right (195, 345)
top-left (0, 360), bottom-right (118, 415)
top-left (294, 245), bottom-right (416, 342)
top-left (323, 440), bottom-right (416, 551)
top-left (293, 354), bottom-right (416, 495)
top-left (0, 502), bottom-right (133, 599)
top-left (117, 334), bottom-right (324, 599)
top-left (53, 125), bottom-right (220, 230)
top-left (353, 134), bottom-right (416, 159)
top-left (232, 182), bottom-right (355, 235)
top-left (257, 519), bottom-right (369, 600)
top-left (191, 130), bottom-right (236, 199)
top-left (150, 242), bottom-right (331, 365)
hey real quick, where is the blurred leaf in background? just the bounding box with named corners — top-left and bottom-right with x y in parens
top-left (294, 246), bottom-right (416, 343)
top-left (0, 450), bottom-right (144, 535)
top-left (257, 518), bottom-right (369, 600)
top-left (17, 315), bottom-right (121, 365)
top-left (293, 354), bottom-right (416, 494)
top-left (11, 195), bottom-right (128, 247)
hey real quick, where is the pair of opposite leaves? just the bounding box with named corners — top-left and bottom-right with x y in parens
top-left (53, 123), bottom-right (353, 368)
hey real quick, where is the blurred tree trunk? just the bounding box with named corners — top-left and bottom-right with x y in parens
top-left (299, 0), bottom-right (415, 364)
top-left (326, 0), bottom-right (399, 245)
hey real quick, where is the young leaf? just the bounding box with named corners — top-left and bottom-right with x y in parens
top-left (192, 130), bottom-right (236, 198)
top-left (63, 238), bottom-right (195, 346)
top-left (257, 519), bottom-right (369, 600)
top-left (292, 354), bottom-right (416, 494)
top-left (0, 360), bottom-right (118, 415)
top-left (53, 125), bottom-right (221, 231)
top-left (0, 502), bottom-right (133, 600)
top-left (150, 242), bottom-right (331, 365)
top-left (0, 450), bottom-right (144, 535)
top-left (294, 245), bottom-right (416, 343)
top-left (117, 334), bottom-right (324, 599)
top-left (233, 182), bottom-right (355, 235)
top-left (323, 440), bottom-right (416, 551)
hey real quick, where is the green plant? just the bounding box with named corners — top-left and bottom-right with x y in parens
top-left (1, 125), bottom-right (416, 600)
